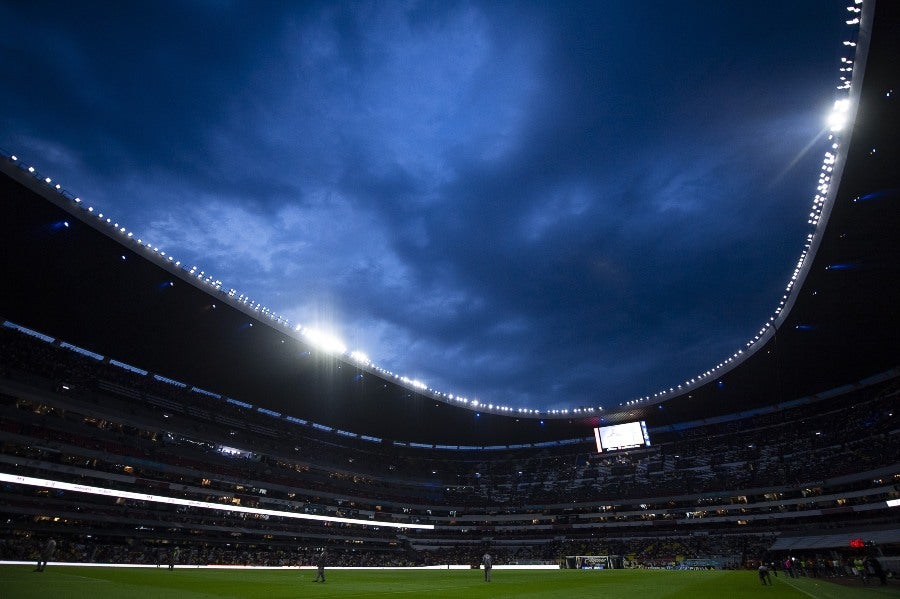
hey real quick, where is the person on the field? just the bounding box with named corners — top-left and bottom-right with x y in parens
top-left (784, 558), bottom-right (795, 578)
top-left (34, 538), bottom-right (56, 572)
top-left (314, 550), bottom-right (326, 582)
top-left (169, 546), bottom-right (179, 570)
top-left (758, 563), bottom-right (771, 585)
top-left (866, 557), bottom-right (886, 585)
top-left (855, 557), bottom-right (866, 582)
top-left (482, 552), bottom-right (492, 582)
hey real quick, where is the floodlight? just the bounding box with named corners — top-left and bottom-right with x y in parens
top-left (827, 98), bottom-right (851, 131)
top-left (350, 350), bottom-right (370, 365)
top-left (302, 328), bottom-right (348, 355)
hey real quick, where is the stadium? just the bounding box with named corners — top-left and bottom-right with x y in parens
top-left (1, 1), bottom-right (898, 597)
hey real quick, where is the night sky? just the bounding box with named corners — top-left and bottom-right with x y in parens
top-left (0, 1), bottom-right (851, 411)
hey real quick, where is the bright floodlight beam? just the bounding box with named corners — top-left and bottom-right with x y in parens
top-left (827, 98), bottom-right (851, 132)
top-left (0, 472), bottom-right (434, 530)
top-left (301, 327), bottom-right (348, 355)
top-left (350, 350), bottom-right (371, 365)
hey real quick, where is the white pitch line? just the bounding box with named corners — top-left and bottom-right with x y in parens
top-left (337, 584), bottom-right (464, 598)
top-left (779, 577), bottom-right (829, 599)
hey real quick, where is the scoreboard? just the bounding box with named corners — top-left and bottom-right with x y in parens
top-left (593, 420), bottom-right (651, 452)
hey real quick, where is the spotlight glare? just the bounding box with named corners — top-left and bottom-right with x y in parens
top-left (827, 98), bottom-right (851, 132)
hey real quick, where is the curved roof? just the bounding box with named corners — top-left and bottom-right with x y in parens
top-left (1, 1), bottom-right (898, 446)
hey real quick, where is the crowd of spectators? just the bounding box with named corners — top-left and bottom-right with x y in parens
top-left (1, 323), bottom-right (898, 569)
top-left (0, 531), bottom-right (771, 568)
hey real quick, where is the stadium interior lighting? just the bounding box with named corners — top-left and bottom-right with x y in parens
top-left (0, 473), bottom-right (434, 530)
top-left (349, 350), bottom-right (371, 365)
top-left (300, 327), bottom-right (348, 355)
top-left (828, 98), bottom-right (852, 131)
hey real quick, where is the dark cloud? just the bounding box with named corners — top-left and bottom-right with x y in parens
top-left (1, 1), bottom-right (848, 409)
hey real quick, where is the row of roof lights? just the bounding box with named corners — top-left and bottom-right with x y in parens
top-left (3, 2), bottom-right (865, 418)
top-left (8, 151), bottom-right (597, 418)
top-left (619, 2), bottom-right (863, 409)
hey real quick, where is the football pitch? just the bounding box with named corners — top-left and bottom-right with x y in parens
top-left (1, 566), bottom-right (898, 599)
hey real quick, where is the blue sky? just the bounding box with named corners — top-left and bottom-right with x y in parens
top-left (0, 1), bottom-right (849, 410)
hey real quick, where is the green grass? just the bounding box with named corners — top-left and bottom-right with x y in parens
top-left (1, 566), bottom-right (898, 599)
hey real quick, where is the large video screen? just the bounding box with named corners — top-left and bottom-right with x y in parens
top-left (593, 421), bottom-right (650, 452)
